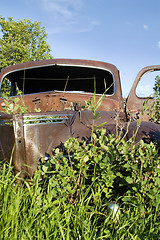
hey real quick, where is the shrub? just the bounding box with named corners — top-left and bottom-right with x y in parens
top-left (0, 129), bottom-right (159, 239)
top-left (36, 129), bottom-right (160, 238)
top-left (149, 76), bottom-right (160, 123)
top-left (38, 128), bottom-right (160, 204)
top-left (0, 79), bottom-right (159, 238)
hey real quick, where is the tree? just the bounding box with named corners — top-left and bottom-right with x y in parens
top-left (0, 17), bottom-right (53, 96)
top-left (0, 17), bottom-right (53, 71)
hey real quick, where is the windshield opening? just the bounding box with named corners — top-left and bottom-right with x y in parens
top-left (3, 65), bottom-right (114, 96)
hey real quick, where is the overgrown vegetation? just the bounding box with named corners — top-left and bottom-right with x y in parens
top-left (149, 76), bottom-right (160, 124)
top-left (1, 97), bottom-right (28, 114)
top-left (0, 28), bottom-right (159, 237)
top-left (0, 131), bottom-right (159, 239)
top-left (0, 76), bottom-right (160, 239)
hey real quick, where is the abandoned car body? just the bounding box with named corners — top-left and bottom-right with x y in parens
top-left (0, 59), bottom-right (159, 178)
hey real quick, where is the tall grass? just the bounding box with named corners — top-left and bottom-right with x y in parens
top-left (0, 131), bottom-right (160, 239)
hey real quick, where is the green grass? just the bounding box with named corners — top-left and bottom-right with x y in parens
top-left (0, 131), bottom-right (160, 239)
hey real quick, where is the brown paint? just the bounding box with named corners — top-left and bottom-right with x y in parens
top-left (0, 59), bottom-right (159, 177)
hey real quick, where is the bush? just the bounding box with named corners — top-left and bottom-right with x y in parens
top-left (149, 76), bottom-right (160, 123)
top-left (0, 130), bottom-right (160, 239)
top-left (36, 129), bottom-right (160, 239)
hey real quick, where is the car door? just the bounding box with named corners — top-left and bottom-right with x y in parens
top-left (126, 65), bottom-right (160, 121)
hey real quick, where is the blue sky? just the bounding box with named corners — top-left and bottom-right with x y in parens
top-left (1, 0), bottom-right (160, 97)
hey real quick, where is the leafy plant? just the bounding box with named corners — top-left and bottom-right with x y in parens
top-left (38, 129), bottom-right (160, 203)
top-left (149, 75), bottom-right (160, 123)
top-left (0, 127), bottom-right (159, 239)
top-left (82, 78), bottom-right (113, 140)
top-left (36, 129), bottom-right (160, 238)
top-left (0, 16), bottom-right (53, 96)
top-left (0, 17), bottom-right (52, 70)
top-left (1, 96), bottom-right (28, 114)
top-left (0, 70), bottom-right (159, 238)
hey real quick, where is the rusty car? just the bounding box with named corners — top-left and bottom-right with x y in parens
top-left (0, 59), bottom-right (160, 178)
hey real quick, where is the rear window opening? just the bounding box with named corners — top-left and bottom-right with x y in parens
top-left (3, 65), bottom-right (115, 96)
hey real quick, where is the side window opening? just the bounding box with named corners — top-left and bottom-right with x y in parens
top-left (136, 70), bottom-right (160, 98)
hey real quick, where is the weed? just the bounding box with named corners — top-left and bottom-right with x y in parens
top-left (149, 75), bottom-right (160, 124)
top-left (0, 130), bottom-right (159, 239)
top-left (0, 78), bottom-right (159, 239)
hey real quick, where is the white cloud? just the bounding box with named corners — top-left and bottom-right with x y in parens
top-left (41, 0), bottom-right (100, 34)
top-left (75, 20), bottom-right (100, 33)
top-left (158, 41), bottom-right (160, 48)
top-left (42, 0), bottom-right (83, 20)
top-left (42, 0), bottom-right (73, 20)
top-left (136, 84), bottom-right (153, 97)
top-left (46, 19), bottom-right (100, 34)
top-left (57, 0), bottom-right (83, 10)
top-left (143, 24), bottom-right (149, 30)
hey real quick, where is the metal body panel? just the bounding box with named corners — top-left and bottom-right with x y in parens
top-left (126, 65), bottom-right (160, 120)
top-left (0, 59), bottom-right (159, 177)
top-left (0, 124), bottom-right (14, 161)
top-left (0, 59), bottom-right (123, 111)
top-left (0, 113), bottom-right (14, 161)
